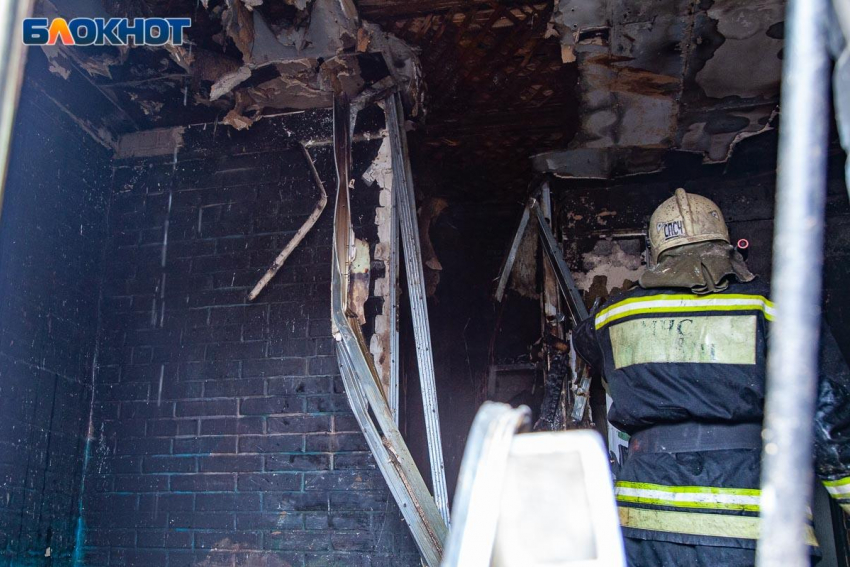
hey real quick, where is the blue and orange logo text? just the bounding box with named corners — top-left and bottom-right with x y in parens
top-left (23, 17), bottom-right (191, 46)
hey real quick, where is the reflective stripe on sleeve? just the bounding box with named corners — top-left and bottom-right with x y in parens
top-left (823, 477), bottom-right (850, 516)
top-left (615, 481), bottom-right (761, 512)
top-left (822, 475), bottom-right (850, 497)
top-left (615, 482), bottom-right (761, 511)
top-left (595, 294), bottom-right (775, 330)
top-left (615, 481), bottom-right (760, 496)
top-left (618, 507), bottom-right (819, 546)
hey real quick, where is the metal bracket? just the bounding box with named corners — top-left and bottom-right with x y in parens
top-left (388, 127), bottom-right (401, 425)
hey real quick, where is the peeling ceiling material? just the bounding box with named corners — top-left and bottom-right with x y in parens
top-left (33, 0), bottom-right (578, 201)
top-left (37, 0), bottom-right (423, 134)
top-left (536, 0), bottom-right (784, 178)
top-left (38, 0), bottom-right (127, 81)
top-left (28, 0), bottom-right (794, 200)
top-left (188, 0), bottom-right (425, 130)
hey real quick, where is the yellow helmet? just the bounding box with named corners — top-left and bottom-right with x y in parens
top-left (648, 188), bottom-right (730, 263)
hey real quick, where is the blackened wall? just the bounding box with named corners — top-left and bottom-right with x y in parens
top-left (80, 113), bottom-right (419, 567)
top-left (0, 82), bottom-right (112, 565)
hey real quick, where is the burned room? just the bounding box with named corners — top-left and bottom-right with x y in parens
top-left (1, 0), bottom-right (850, 565)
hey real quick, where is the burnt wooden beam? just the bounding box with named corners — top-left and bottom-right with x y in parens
top-left (413, 13), bottom-right (437, 43)
top-left (429, 3), bottom-right (505, 98)
top-left (420, 7), bottom-right (461, 58)
top-left (423, 6), bottom-right (480, 69)
top-left (489, 46), bottom-right (565, 109)
top-left (433, 2), bottom-right (553, 112)
top-left (358, 0), bottom-right (542, 19)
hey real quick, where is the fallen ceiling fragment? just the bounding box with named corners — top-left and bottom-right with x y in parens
top-left (536, 0), bottom-right (784, 178)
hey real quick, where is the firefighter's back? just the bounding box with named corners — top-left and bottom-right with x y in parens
top-left (574, 279), bottom-right (816, 563)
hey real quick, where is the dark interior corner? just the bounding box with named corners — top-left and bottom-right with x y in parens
top-left (1, 0), bottom-right (850, 565)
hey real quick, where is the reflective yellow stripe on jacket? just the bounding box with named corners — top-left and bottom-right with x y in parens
top-left (595, 294), bottom-right (775, 330)
top-left (823, 476), bottom-right (850, 514)
top-left (618, 509), bottom-right (818, 546)
top-left (615, 482), bottom-right (761, 512)
top-left (615, 481), bottom-right (818, 546)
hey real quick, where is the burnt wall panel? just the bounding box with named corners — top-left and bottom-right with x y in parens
top-left (81, 113), bottom-right (420, 567)
top-left (0, 81), bottom-right (112, 565)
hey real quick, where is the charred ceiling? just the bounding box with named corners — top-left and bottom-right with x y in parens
top-left (33, 0), bottom-right (423, 138)
top-left (537, 0), bottom-right (784, 179)
top-left (370, 0), bottom-right (579, 201)
top-left (26, 0), bottom-right (790, 199)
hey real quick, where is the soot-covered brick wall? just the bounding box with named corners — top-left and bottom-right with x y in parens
top-left (81, 112), bottom-right (420, 567)
top-left (0, 82), bottom-right (111, 565)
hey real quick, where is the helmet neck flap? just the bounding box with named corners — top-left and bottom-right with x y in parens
top-left (639, 241), bottom-right (755, 294)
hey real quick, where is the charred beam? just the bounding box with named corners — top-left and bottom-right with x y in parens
top-left (359, 0), bottom-right (544, 19)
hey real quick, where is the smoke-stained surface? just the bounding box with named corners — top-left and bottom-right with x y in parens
top-left (540, 0), bottom-right (784, 178)
top-left (78, 107), bottom-right (421, 566)
top-left (0, 79), bottom-right (112, 565)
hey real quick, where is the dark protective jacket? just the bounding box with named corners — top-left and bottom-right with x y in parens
top-left (574, 279), bottom-right (850, 551)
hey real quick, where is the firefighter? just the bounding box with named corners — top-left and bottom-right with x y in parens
top-left (574, 189), bottom-right (850, 566)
